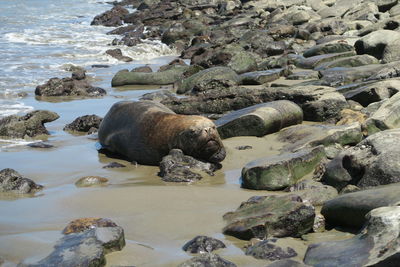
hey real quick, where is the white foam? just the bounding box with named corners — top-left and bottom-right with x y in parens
top-left (0, 101), bottom-right (34, 118)
top-left (0, 138), bottom-right (40, 151)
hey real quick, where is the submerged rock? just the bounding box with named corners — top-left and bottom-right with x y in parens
top-left (75, 176), bottom-right (109, 188)
top-left (321, 183), bottom-right (400, 229)
top-left (182, 236), bottom-right (226, 253)
top-left (0, 168), bottom-right (43, 194)
top-left (0, 110), bottom-right (59, 138)
top-left (29, 218), bottom-right (125, 267)
top-left (158, 149), bottom-right (218, 182)
top-left (305, 206), bottom-right (400, 266)
top-left (223, 194), bottom-right (315, 240)
top-left (215, 101), bottom-right (303, 139)
top-left (241, 146), bottom-right (325, 191)
top-left (64, 115), bottom-right (103, 134)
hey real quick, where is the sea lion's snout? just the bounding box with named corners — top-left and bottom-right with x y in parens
top-left (209, 146), bottom-right (226, 163)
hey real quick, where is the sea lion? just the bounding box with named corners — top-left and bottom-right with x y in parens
top-left (98, 100), bottom-right (226, 165)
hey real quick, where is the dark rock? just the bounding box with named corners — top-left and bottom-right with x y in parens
top-left (314, 54), bottom-right (379, 71)
top-left (215, 101), bottom-right (303, 139)
top-left (62, 218), bottom-right (118, 234)
top-left (64, 115), bottom-right (103, 133)
top-left (303, 43), bottom-right (354, 58)
top-left (182, 236), bottom-right (226, 253)
top-left (131, 66), bottom-right (152, 73)
top-left (245, 239), bottom-right (298, 261)
top-left (322, 129), bottom-right (400, 190)
top-left (158, 149), bottom-right (218, 183)
top-left (287, 71), bottom-right (319, 80)
top-left (235, 145), bottom-right (252, 150)
top-left (158, 58), bottom-right (187, 72)
top-left (106, 49), bottom-right (133, 62)
top-left (0, 110), bottom-right (59, 138)
top-left (321, 183), bottom-right (400, 229)
top-left (92, 64), bottom-right (110, 68)
top-left (178, 253), bottom-right (237, 267)
top-left (35, 74), bottom-right (106, 98)
top-left (28, 220), bottom-right (125, 267)
top-left (91, 6), bottom-right (129, 27)
top-left (71, 70), bottom-right (86, 80)
top-left (240, 69), bottom-right (284, 85)
top-left (0, 168), bottom-right (43, 194)
top-left (103, 162), bottom-right (126, 169)
top-left (75, 176), bottom-right (109, 188)
top-left (305, 206), bottom-right (400, 266)
top-left (223, 194), bottom-right (315, 240)
top-left (27, 142), bottom-right (54, 149)
top-left (241, 146), bottom-right (326, 191)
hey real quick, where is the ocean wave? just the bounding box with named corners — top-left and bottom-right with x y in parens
top-left (0, 101), bottom-right (34, 118)
top-left (0, 138), bottom-right (40, 151)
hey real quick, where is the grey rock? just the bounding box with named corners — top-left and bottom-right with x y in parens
top-left (287, 71), bottom-right (319, 80)
top-left (103, 162), bottom-right (126, 169)
top-left (106, 49), bottom-right (133, 62)
top-left (267, 259), bottom-right (310, 267)
top-left (182, 236), bottom-right (226, 253)
top-left (366, 92), bottom-right (400, 133)
top-left (131, 66), bottom-right (152, 73)
top-left (305, 206), bottom-right (400, 266)
top-left (158, 149), bottom-right (218, 182)
top-left (323, 129), bottom-right (400, 190)
top-left (343, 2), bottom-right (379, 21)
top-left (297, 51), bottom-right (356, 69)
top-left (314, 54), bottom-right (379, 71)
top-left (286, 179), bottom-right (338, 206)
top-left (241, 146), bottom-right (325, 191)
top-left (0, 110), bottom-right (59, 138)
top-left (64, 115), bottom-right (103, 133)
top-left (240, 69), bottom-right (284, 85)
top-left (0, 168), bottom-right (43, 194)
top-left (91, 6), bottom-right (129, 27)
top-left (321, 182), bottom-right (400, 229)
top-left (27, 142), bottom-right (54, 149)
top-left (178, 253), bottom-right (236, 267)
top-left (215, 101), bottom-right (303, 139)
top-left (223, 194), bottom-right (315, 240)
top-left (75, 176), bottom-right (109, 188)
top-left (375, 0), bottom-right (399, 12)
top-left (245, 239), bottom-right (298, 261)
top-left (303, 43), bottom-right (354, 58)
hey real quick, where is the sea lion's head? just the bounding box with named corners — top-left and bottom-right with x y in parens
top-left (173, 116), bottom-right (226, 163)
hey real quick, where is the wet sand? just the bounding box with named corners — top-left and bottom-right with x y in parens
top-left (0, 56), bottom-right (351, 266)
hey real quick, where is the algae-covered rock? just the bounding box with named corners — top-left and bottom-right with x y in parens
top-left (223, 194), bottom-right (315, 240)
top-left (241, 146), bottom-right (325, 191)
top-left (215, 101), bottom-right (303, 139)
top-left (64, 114), bottom-right (103, 133)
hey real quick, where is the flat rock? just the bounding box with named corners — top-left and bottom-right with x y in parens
top-left (285, 179), bottom-right (338, 206)
top-left (305, 206), bottom-right (400, 266)
top-left (0, 110), bottom-right (59, 138)
top-left (64, 115), bottom-right (103, 133)
top-left (223, 194), bottom-right (315, 240)
top-left (314, 54), bottom-right (379, 71)
top-left (240, 69), bottom-right (283, 85)
top-left (182, 236), bottom-right (226, 253)
top-left (322, 129), bottom-right (400, 190)
top-left (321, 183), bottom-right (400, 229)
top-left (241, 146), bottom-right (325, 190)
top-left (0, 168), bottom-right (43, 194)
top-left (297, 51), bottom-right (356, 69)
top-left (303, 43), bottom-right (354, 58)
top-left (215, 101), bottom-right (303, 139)
top-left (178, 253), bottom-right (237, 267)
top-left (158, 149), bottom-right (218, 183)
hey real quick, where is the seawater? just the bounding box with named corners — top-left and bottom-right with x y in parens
top-left (0, 0), bottom-right (174, 119)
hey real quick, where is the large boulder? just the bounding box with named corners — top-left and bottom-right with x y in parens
top-left (91, 6), bottom-right (129, 27)
top-left (366, 92), bottom-right (400, 133)
top-left (215, 101), bottom-right (303, 139)
top-left (64, 115), bottom-right (103, 134)
top-left (305, 206), bottom-right (400, 266)
top-left (28, 218), bottom-right (125, 266)
top-left (222, 194), bottom-right (315, 240)
top-left (0, 110), bottom-right (59, 138)
top-left (321, 183), bottom-right (400, 229)
top-left (0, 168), bottom-right (43, 194)
top-left (111, 65), bottom-right (202, 87)
top-left (322, 129), bottom-right (400, 190)
top-left (241, 146), bottom-right (326, 191)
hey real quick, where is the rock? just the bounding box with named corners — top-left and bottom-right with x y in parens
top-left (111, 65), bottom-right (201, 87)
top-left (106, 49), bottom-right (133, 62)
top-left (342, 2), bottom-right (379, 21)
top-left (240, 69), bottom-right (284, 85)
top-left (366, 92), bottom-right (400, 133)
top-left (267, 259), bottom-right (310, 267)
top-left (375, 0), bottom-right (399, 12)
top-left (287, 70), bottom-right (319, 80)
top-left (223, 194), bottom-right (315, 240)
top-left (178, 253), bottom-right (237, 267)
top-left (215, 101), bottom-right (303, 139)
top-left (314, 54), bottom-right (379, 71)
top-left (75, 176), bottom-right (109, 188)
top-left (354, 30), bottom-right (400, 63)
top-left (336, 109), bottom-right (367, 127)
top-left (91, 6), bottom-right (129, 26)
top-left (35, 74), bottom-right (106, 97)
top-left (62, 218), bottom-right (118, 234)
top-left (241, 146), bottom-right (326, 191)
top-left (27, 142), bottom-right (54, 149)
top-left (177, 67), bottom-right (240, 94)
top-left (0, 168), bottom-right (43, 194)
top-left (140, 90), bottom-right (177, 102)
top-left (320, 183), bottom-right (400, 229)
top-left (297, 51), bottom-right (356, 69)
top-left (245, 238), bottom-right (300, 261)
top-left (131, 65), bottom-right (152, 73)
top-left (344, 79), bottom-right (400, 107)
top-left (235, 145), bottom-right (252, 150)
top-left (182, 236), bottom-right (226, 253)
top-left (285, 179), bottom-right (338, 206)
top-left (158, 58), bottom-right (187, 72)
top-left (158, 149), bottom-right (218, 182)
top-left (278, 123), bottom-right (363, 152)
top-left (303, 43), bottom-right (354, 58)
top-left (304, 206), bottom-right (400, 266)
top-left (322, 128), bottom-right (400, 190)
top-left (64, 115), bottom-right (103, 133)
top-left (103, 162), bottom-right (126, 169)
top-left (29, 221), bottom-right (125, 266)
top-left (0, 110), bottom-right (59, 138)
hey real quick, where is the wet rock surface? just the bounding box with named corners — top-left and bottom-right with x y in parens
top-left (182, 236), bottom-right (226, 253)
top-left (178, 253), bottom-right (237, 267)
top-left (0, 168), bottom-right (43, 194)
top-left (64, 115), bottom-right (103, 134)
